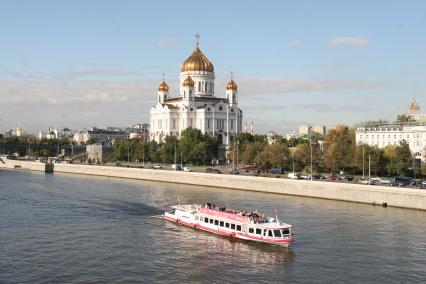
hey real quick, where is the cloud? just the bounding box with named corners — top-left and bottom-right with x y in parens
top-left (293, 103), bottom-right (372, 113)
top-left (0, 79), bottom-right (163, 106)
top-left (218, 76), bottom-right (384, 96)
top-left (156, 37), bottom-right (177, 48)
top-left (290, 39), bottom-right (301, 48)
top-left (329, 37), bottom-right (369, 47)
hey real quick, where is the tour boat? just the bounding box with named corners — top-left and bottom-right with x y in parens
top-left (163, 203), bottom-right (295, 247)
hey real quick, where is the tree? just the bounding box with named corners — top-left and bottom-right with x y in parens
top-left (323, 126), bottom-right (355, 172)
top-left (255, 144), bottom-right (290, 169)
top-left (239, 141), bottom-right (266, 165)
top-left (395, 140), bottom-right (413, 176)
top-left (353, 144), bottom-right (386, 176)
top-left (396, 114), bottom-right (415, 123)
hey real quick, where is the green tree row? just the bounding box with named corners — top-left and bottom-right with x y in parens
top-left (111, 128), bottom-right (219, 165)
top-left (229, 127), bottom-right (422, 177)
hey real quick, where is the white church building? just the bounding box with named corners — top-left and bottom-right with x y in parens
top-left (150, 37), bottom-right (242, 146)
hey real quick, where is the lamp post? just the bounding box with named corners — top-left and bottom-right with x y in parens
top-left (362, 144), bottom-right (365, 179)
top-left (309, 128), bottom-right (313, 181)
top-left (127, 140), bottom-right (130, 163)
top-left (289, 144), bottom-right (295, 174)
top-left (142, 142), bottom-right (145, 167)
top-left (174, 142), bottom-right (177, 170)
top-left (368, 154), bottom-right (371, 184)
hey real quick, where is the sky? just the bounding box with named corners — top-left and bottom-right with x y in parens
top-left (0, 0), bottom-right (425, 134)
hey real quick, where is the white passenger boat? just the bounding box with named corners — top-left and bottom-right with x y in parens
top-left (163, 203), bottom-right (295, 247)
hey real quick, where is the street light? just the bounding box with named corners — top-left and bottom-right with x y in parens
top-left (174, 142), bottom-right (177, 170)
top-left (289, 144), bottom-right (295, 174)
top-left (127, 140), bottom-right (130, 163)
top-left (142, 142), bottom-right (145, 167)
top-left (309, 128), bottom-right (313, 181)
top-left (362, 144), bottom-right (365, 179)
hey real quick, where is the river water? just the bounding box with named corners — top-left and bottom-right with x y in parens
top-left (1, 169), bottom-right (425, 283)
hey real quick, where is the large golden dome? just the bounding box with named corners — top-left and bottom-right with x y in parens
top-left (180, 47), bottom-right (214, 72)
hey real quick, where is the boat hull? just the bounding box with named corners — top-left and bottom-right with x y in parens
top-left (163, 213), bottom-right (294, 247)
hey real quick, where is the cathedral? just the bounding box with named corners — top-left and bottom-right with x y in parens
top-left (150, 37), bottom-right (242, 146)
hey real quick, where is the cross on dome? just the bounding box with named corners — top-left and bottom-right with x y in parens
top-left (195, 33), bottom-right (200, 47)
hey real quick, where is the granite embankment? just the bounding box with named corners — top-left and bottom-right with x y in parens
top-left (2, 159), bottom-right (426, 210)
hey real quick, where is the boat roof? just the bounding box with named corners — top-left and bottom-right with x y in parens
top-left (171, 204), bottom-right (292, 228)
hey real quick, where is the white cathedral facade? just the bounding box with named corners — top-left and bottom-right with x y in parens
top-left (150, 40), bottom-right (242, 145)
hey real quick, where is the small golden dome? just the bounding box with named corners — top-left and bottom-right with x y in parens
top-left (180, 47), bottom-right (214, 72)
top-left (182, 76), bottom-right (194, 87)
top-left (226, 80), bottom-right (238, 91)
top-left (158, 81), bottom-right (169, 92)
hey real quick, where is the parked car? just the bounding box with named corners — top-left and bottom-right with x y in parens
top-left (370, 177), bottom-right (391, 185)
top-left (340, 176), bottom-right (354, 181)
top-left (288, 173), bottom-right (300, 179)
top-left (299, 173), bottom-right (311, 180)
top-left (359, 178), bottom-right (372, 185)
top-left (183, 167), bottom-right (192, 172)
top-left (312, 173), bottom-right (324, 180)
top-left (417, 181), bottom-right (426, 189)
top-left (328, 175), bottom-right (342, 181)
top-left (172, 164), bottom-right (182, 170)
top-left (153, 164), bottom-right (162, 169)
top-left (229, 169), bottom-right (240, 175)
top-left (269, 167), bottom-right (283, 174)
top-left (206, 168), bottom-right (221, 174)
top-left (390, 176), bottom-right (415, 187)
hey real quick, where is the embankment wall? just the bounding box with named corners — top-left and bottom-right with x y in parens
top-left (2, 160), bottom-right (426, 210)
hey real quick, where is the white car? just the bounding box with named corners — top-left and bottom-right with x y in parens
top-left (288, 173), bottom-right (299, 179)
top-left (153, 164), bottom-right (162, 169)
top-left (299, 174), bottom-right (311, 180)
top-left (183, 167), bottom-right (192, 172)
top-left (370, 177), bottom-right (391, 184)
top-left (359, 178), bottom-right (372, 185)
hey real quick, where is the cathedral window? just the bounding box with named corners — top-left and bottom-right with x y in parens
top-left (207, 119), bottom-right (211, 129)
top-left (230, 119), bottom-right (234, 130)
top-left (198, 82), bottom-right (201, 92)
top-left (219, 106), bottom-right (223, 111)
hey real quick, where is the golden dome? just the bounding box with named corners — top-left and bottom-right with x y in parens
top-left (182, 76), bottom-right (194, 87)
top-left (226, 79), bottom-right (238, 91)
top-left (180, 47), bottom-right (214, 72)
top-left (158, 81), bottom-right (169, 92)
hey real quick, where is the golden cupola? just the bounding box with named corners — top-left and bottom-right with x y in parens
top-left (226, 79), bottom-right (238, 91)
top-left (158, 81), bottom-right (169, 92)
top-left (182, 76), bottom-right (195, 87)
top-left (180, 47), bottom-right (214, 73)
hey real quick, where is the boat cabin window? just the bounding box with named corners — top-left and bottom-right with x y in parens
top-left (214, 220), bottom-right (219, 226)
top-left (204, 217), bottom-right (208, 223)
top-left (209, 219), bottom-right (213, 224)
top-left (249, 228), bottom-right (254, 234)
top-left (268, 230), bottom-right (273, 237)
top-left (274, 230), bottom-right (282, 238)
top-left (225, 223), bottom-right (230, 228)
top-left (236, 225), bottom-right (242, 232)
top-left (231, 224), bottom-right (236, 230)
top-left (220, 221), bottom-right (224, 227)
top-left (282, 229), bottom-right (289, 235)
top-left (256, 228), bottom-right (262, 235)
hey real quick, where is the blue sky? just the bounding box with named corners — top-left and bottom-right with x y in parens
top-left (1, 0), bottom-right (425, 134)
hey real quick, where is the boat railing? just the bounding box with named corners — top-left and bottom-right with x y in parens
top-left (200, 207), bottom-right (249, 222)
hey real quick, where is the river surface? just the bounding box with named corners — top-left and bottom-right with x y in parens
top-left (1, 169), bottom-right (426, 283)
